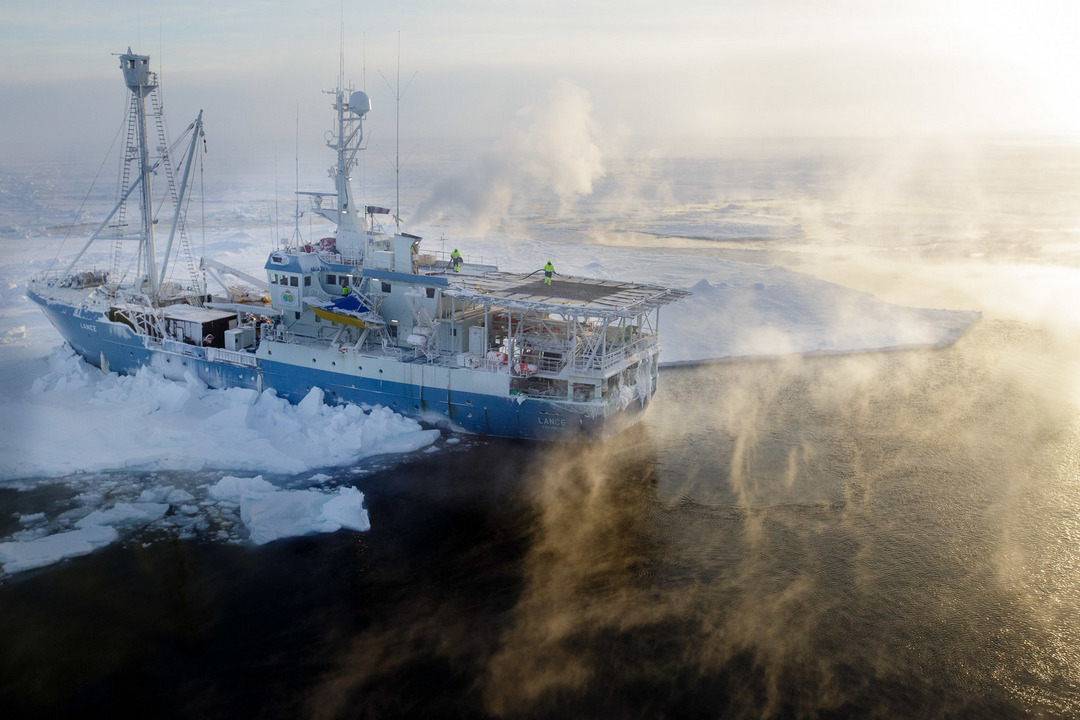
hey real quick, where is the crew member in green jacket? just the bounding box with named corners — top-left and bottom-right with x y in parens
top-left (451, 248), bottom-right (462, 272)
top-left (543, 260), bottom-right (555, 286)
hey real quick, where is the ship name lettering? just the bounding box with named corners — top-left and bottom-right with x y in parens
top-left (539, 415), bottom-right (566, 427)
top-left (80, 323), bottom-right (96, 331)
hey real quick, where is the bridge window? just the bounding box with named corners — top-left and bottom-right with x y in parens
top-left (426, 287), bottom-right (435, 299)
top-left (290, 276), bottom-right (298, 287)
top-left (327, 274), bottom-right (337, 284)
top-left (304, 276), bottom-right (311, 286)
top-left (382, 282), bottom-right (392, 293)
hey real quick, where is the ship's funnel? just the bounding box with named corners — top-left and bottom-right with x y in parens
top-left (348, 91), bottom-right (371, 116)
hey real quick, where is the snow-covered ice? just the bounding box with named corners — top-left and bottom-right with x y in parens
top-left (208, 475), bottom-right (370, 546)
top-left (0, 345), bottom-right (439, 479)
top-left (0, 308), bottom-right (430, 573)
top-left (661, 267), bottom-right (978, 364)
top-left (0, 524), bottom-right (118, 575)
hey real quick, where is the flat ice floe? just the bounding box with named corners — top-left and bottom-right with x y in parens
top-left (660, 264), bottom-right (979, 365)
top-left (209, 475), bottom-right (370, 546)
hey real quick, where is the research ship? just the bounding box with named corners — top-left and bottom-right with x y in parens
top-left (27, 49), bottom-right (688, 441)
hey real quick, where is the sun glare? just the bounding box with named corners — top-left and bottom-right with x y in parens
top-left (953, 0), bottom-right (1080, 133)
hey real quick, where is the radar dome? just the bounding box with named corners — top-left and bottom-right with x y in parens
top-left (348, 91), bottom-right (372, 116)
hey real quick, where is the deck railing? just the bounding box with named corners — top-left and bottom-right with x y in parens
top-left (536, 355), bottom-right (563, 373)
top-left (161, 338), bottom-right (206, 359)
top-left (205, 347), bottom-right (258, 368)
top-left (571, 334), bottom-right (657, 371)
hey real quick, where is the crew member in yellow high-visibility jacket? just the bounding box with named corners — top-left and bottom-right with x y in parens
top-left (543, 260), bottom-right (555, 286)
top-left (450, 248), bottom-right (462, 272)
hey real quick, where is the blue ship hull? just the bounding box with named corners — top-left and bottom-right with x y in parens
top-left (259, 357), bottom-right (649, 441)
top-left (28, 290), bottom-right (648, 442)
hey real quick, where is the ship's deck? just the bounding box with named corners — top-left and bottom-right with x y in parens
top-left (442, 271), bottom-right (690, 318)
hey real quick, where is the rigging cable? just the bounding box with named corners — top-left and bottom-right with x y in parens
top-left (45, 110), bottom-right (128, 275)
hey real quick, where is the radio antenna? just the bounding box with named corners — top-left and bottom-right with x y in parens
top-left (292, 102), bottom-right (302, 245)
top-left (379, 32), bottom-right (417, 230)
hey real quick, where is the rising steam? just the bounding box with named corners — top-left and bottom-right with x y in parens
top-left (410, 80), bottom-right (605, 233)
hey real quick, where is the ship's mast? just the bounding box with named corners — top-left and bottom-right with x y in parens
top-left (120, 48), bottom-right (159, 300)
top-left (57, 50), bottom-right (204, 300)
top-left (310, 53), bottom-right (371, 262)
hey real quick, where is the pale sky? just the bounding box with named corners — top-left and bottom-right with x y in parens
top-left (2, 0), bottom-right (1079, 165)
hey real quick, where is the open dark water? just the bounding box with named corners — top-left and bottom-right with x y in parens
top-left (1, 319), bottom-right (1078, 719)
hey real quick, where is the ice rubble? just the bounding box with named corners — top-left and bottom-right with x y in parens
top-left (0, 345), bottom-right (432, 575)
top-left (0, 346), bottom-right (438, 480)
top-left (0, 476), bottom-right (371, 573)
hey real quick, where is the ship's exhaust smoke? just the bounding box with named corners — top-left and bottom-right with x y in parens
top-left (411, 80), bottom-right (605, 234)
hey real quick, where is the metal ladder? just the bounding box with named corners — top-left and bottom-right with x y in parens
top-left (150, 91), bottom-right (204, 302)
top-left (109, 93), bottom-right (138, 287)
